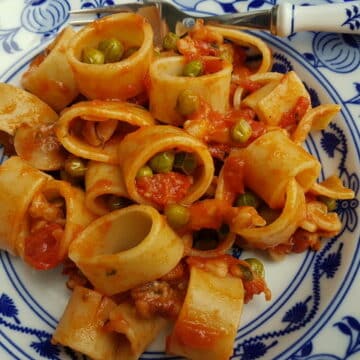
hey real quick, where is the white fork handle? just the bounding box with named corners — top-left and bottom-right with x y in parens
top-left (277, 1), bottom-right (360, 37)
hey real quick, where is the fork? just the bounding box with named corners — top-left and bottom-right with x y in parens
top-left (69, 0), bottom-right (360, 37)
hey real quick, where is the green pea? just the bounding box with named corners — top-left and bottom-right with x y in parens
top-left (183, 60), bottom-right (203, 77)
top-left (318, 196), bottom-right (337, 212)
top-left (238, 264), bottom-right (253, 281)
top-left (82, 47), bottom-right (105, 64)
top-left (173, 152), bottom-right (198, 175)
top-left (98, 38), bottom-right (124, 63)
top-left (163, 32), bottom-right (179, 50)
top-left (257, 205), bottom-right (281, 224)
top-left (245, 258), bottom-right (265, 278)
top-left (136, 166), bottom-right (153, 179)
top-left (149, 151), bottom-right (175, 173)
top-left (231, 119), bottom-right (252, 143)
top-left (123, 46), bottom-right (139, 59)
top-left (192, 228), bottom-right (219, 251)
top-left (164, 204), bottom-right (190, 229)
top-left (64, 157), bottom-right (87, 178)
top-left (107, 195), bottom-right (132, 211)
top-left (176, 89), bottom-right (200, 116)
top-left (235, 190), bottom-right (261, 208)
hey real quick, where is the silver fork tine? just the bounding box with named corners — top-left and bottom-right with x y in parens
top-left (68, 3), bottom-right (145, 26)
top-left (68, 1), bottom-right (198, 32)
top-left (69, 7), bottom-right (118, 15)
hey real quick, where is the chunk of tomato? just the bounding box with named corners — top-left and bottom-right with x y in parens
top-left (136, 172), bottom-right (192, 208)
top-left (280, 96), bottom-right (310, 130)
top-left (203, 58), bottom-right (224, 75)
top-left (222, 156), bottom-right (245, 194)
top-left (24, 223), bottom-right (63, 270)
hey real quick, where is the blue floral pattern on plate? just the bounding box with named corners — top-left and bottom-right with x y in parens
top-left (0, 1), bottom-right (359, 359)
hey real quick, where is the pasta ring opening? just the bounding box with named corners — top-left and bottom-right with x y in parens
top-left (84, 161), bottom-right (131, 216)
top-left (96, 209), bottom-right (153, 255)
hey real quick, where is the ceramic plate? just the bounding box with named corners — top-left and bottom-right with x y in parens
top-left (0, 0), bottom-right (359, 359)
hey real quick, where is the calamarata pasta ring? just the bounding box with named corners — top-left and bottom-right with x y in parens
top-left (55, 100), bottom-right (155, 164)
top-left (69, 204), bottom-right (184, 295)
top-left (67, 12), bottom-right (154, 100)
top-left (118, 125), bottom-right (215, 209)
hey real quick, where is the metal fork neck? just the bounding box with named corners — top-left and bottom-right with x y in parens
top-left (203, 6), bottom-right (277, 33)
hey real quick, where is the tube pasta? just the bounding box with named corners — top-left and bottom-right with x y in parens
top-left (309, 175), bottom-right (355, 199)
top-left (36, 179), bottom-right (96, 263)
top-left (118, 125), bottom-right (214, 208)
top-left (0, 156), bottom-right (95, 267)
top-left (52, 286), bottom-right (120, 360)
top-left (14, 122), bottom-right (67, 171)
top-left (241, 77), bottom-right (282, 110)
top-left (69, 205), bottom-right (184, 295)
top-left (21, 27), bottom-right (79, 112)
top-left (167, 264), bottom-right (244, 360)
top-left (0, 156), bottom-right (50, 255)
top-left (0, 84), bottom-right (64, 171)
top-left (149, 56), bottom-right (232, 125)
top-left (232, 71), bottom-right (284, 110)
top-left (85, 161), bottom-right (130, 215)
top-left (243, 71), bottom-right (311, 126)
top-left (67, 13), bottom-right (154, 100)
top-left (53, 286), bottom-right (167, 360)
top-left (0, 83), bottom-right (58, 136)
top-left (55, 100), bottom-right (155, 164)
top-left (207, 25), bottom-right (272, 74)
top-left (237, 178), bottom-right (306, 249)
top-left (292, 104), bottom-right (341, 144)
top-left (240, 129), bottom-right (321, 209)
top-left (303, 200), bottom-right (342, 234)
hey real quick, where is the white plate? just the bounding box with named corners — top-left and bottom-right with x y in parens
top-left (0, 1), bottom-right (359, 359)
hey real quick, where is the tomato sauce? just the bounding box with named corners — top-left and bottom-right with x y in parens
top-left (208, 143), bottom-right (230, 160)
top-left (136, 172), bottom-right (192, 207)
top-left (236, 77), bottom-right (263, 92)
top-left (280, 96), bottom-right (310, 130)
top-left (179, 37), bottom-right (219, 61)
top-left (24, 223), bottom-right (63, 270)
top-left (222, 156), bottom-right (245, 194)
top-left (243, 276), bottom-right (270, 303)
top-left (192, 104), bottom-right (265, 146)
top-left (202, 58), bottom-right (224, 75)
top-left (188, 199), bottom-right (233, 230)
